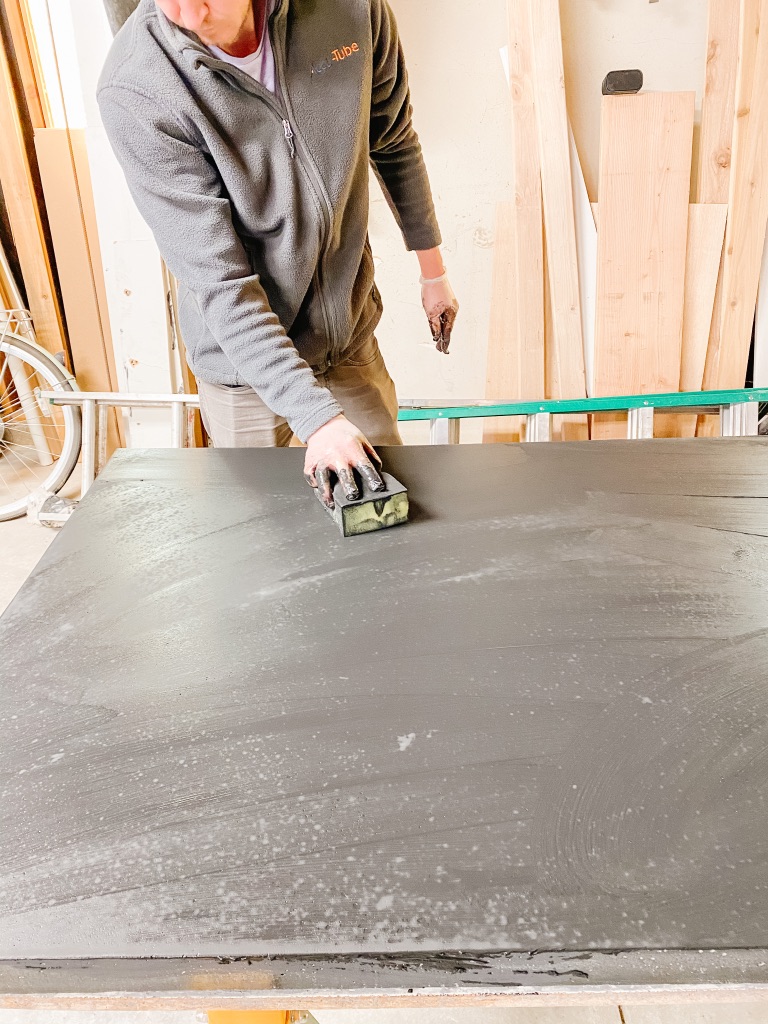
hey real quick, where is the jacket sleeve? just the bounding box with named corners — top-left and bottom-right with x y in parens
top-left (98, 86), bottom-right (342, 443)
top-left (368, 0), bottom-right (442, 253)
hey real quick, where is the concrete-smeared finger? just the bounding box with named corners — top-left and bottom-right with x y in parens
top-left (429, 312), bottom-right (443, 343)
top-left (441, 307), bottom-right (457, 352)
top-left (338, 466), bottom-right (359, 501)
top-left (316, 465), bottom-right (334, 508)
top-left (358, 459), bottom-right (384, 492)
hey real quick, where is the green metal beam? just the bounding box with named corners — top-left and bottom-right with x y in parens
top-left (397, 389), bottom-right (768, 422)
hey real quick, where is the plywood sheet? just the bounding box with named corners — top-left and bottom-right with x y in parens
top-left (2, 442), bottom-right (768, 959)
top-left (593, 92), bottom-right (694, 439)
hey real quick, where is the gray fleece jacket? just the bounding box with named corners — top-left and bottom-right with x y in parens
top-left (98, 0), bottom-right (442, 441)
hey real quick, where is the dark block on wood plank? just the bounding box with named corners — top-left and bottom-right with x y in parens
top-left (602, 69), bottom-right (644, 95)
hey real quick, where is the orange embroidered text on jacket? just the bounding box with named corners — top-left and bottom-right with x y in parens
top-left (332, 43), bottom-right (360, 61)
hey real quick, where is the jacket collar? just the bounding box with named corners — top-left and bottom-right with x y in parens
top-left (154, 0), bottom-right (288, 61)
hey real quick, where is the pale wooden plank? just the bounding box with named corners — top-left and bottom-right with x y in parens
top-left (0, 27), bottom-right (66, 360)
top-left (702, 0), bottom-right (768, 394)
top-left (593, 92), bottom-right (694, 439)
top-left (696, 0), bottom-right (740, 204)
top-left (507, 0), bottom-right (543, 346)
top-left (314, 1009), bottom-right (620, 1024)
top-left (754, 221), bottom-right (768, 387)
top-left (590, 204), bottom-right (726, 387)
top-left (673, 202), bottom-right (728, 436)
top-left (34, 127), bottom-right (125, 451)
top-left (544, 223), bottom-right (588, 441)
top-left (622, 1005), bottom-right (768, 1024)
top-left (1, 0), bottom-right (50, 129)
top-left (689, 0), bottom-right (738, 433)
top-left (590, 202), bottom-right (727, 437)
top-left (528, 0), bottom-right (586, 401)
top-left (484, 0), bottom-right (544, 444)
top-left (682, 203), bottom-right (729, 387)
top-left (484, 201), bottom-right (543, 443)
top-left (570, 123), bottom-right (597, 398)
top-left (164, 263), bottom-right (204, 447)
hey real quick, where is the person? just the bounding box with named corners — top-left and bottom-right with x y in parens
top-left (98, 0), bottom-right (458, 506)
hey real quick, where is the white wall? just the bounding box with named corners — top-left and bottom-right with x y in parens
top-left (371, 0), bottom-right (512, 443)
top-left (51, 0), bottom-right (709, 445)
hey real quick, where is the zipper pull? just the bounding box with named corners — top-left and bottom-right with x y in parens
top-left (283, 119), bottom-right (296, 159)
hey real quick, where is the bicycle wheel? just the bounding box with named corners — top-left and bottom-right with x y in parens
top-left (0, 331), bottom-right (82, 521)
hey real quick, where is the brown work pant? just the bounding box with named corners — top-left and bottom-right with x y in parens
top-left (196, 336), bottom-right (403, 448)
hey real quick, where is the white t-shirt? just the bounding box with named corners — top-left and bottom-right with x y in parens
top-left (209, 1), bottom-right (277, 94)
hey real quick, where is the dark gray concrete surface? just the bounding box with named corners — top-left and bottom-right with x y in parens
top-left (1, 442), bottom-right (768, 961)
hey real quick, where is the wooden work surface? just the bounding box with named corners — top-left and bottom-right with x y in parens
top-left (1, 443), bottom-right (768, 1005)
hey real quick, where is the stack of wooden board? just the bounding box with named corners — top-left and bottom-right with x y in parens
top-left (0, 0), bottom-right (126, 449)
top-left (486, 0), bottom-right (768, 440)
top-left (485, 0), bottom-right (587, 442)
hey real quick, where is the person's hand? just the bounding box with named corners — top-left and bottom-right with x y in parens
top-left (304, 415), bottom-right (384, 509)
top-left (421, 272), bottom-right (459, 354)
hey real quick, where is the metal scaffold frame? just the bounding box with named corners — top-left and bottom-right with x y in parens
top-left (39, 387), bottom-right (767, 496)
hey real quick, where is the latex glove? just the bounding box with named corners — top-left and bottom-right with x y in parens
top-left (304, 414), bottom-right (384, 509)
top-left (421, 272), bottom-right (459, 354)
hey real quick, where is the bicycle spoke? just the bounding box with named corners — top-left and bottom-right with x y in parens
top-left (0, 444), bottom-right (35, 495)
top-left (2, 442), bottom-right (43, 476)
top-left (0, 335), bottom-right (80, 519)
top-left (0, 395), bottom-right (36, 416)
top-left (0, 419), bottom-right (66, 446)
top-left (0, 437), bottom-right (64, 456)
top-left (1, 408), bottom-right (63, 432)
top-left (0, 369), bottom-right (40, 396)
top-left (0, 462), bottom-right (21, 495)
top-left (1, 403), bottom-right (66, 431)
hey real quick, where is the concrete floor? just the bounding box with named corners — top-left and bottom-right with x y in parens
top-left (1, 515), bottom-right (767, 1024)
top-left (0, 512), bottom-right (56, 616)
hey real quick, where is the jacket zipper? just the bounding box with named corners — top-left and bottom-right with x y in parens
top-left (192, 10), bottom-right (337, 363)
top-left (282, 119), bottom-right (295, 159)
top-left (269, 13), bottom-right (337, 365)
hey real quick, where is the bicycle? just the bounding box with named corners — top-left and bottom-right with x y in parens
top-left (0, 311), bottom-right (82, 522)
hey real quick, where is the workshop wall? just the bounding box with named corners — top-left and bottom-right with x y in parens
top-left (45, 0), bottom-right (708, 446)
top-left (381, 0), bottom-right (708, 442)
top-left (560, 0), bottom-right (708, 201)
